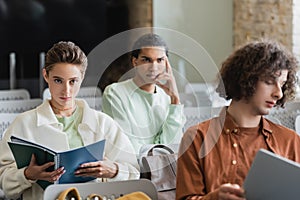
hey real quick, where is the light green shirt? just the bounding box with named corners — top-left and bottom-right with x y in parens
top-left (102, 79), bottom-right (185, 154)
top-left (56, 106), bottom-right (83, 149)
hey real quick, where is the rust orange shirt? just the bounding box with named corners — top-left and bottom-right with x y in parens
top-left (176, 108), bottom-right (300, 200)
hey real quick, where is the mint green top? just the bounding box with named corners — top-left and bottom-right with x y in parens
top-left (102, 79), bottom-right (186, 153)
top-left (56, 106), bottom-right (84, 149)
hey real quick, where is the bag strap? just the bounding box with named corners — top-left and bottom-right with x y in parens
top-left (147, 144), bottom-right (174, 156)
top-left (56, 187), bottom-right (81, 200)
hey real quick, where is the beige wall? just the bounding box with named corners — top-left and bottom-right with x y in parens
top-left (152, 0), bottom-right (233, 85)
top-left (293, 0), bottom-right (300, 62)
top-left (234, 0), bottom-right (293, 50)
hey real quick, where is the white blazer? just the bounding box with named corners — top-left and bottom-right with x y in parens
top-left (0, 99), bottom-right (139, 200)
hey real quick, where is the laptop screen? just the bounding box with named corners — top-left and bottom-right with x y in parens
top-left (244, 149), bottom-right (300, 200)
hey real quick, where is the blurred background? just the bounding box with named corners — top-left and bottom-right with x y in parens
top-left (0, 0), bottom-right (299, 97)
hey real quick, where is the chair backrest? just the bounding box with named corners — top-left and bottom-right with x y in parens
top-left (264, 115), bottom-right (281, 125)
top-left (77, 86), bottom-right (102, 98)
top-left (268, 101), bottom-right (300, 130)
top-left (295, 115), bottom-right (300, 135)
top-left (43, 86), bottom-right (102, 100)
top-left (184, 83), bottom-right (214, 94)
top-left (43, 179), bottom-right (158, 200)
top-left (0, 113), bottom-right (18, 140)
top-left (82, 97), bottom-right (102, 111)
top-left (183, 106), bottom-right (222, 132)
top-left (0, 89), bottom-right (30, 101)
top-left (179, 93), bottom-right (198, 107)
top-left (182, 83), bottom-right (231, 107)
top-left (0, 99), bottom-right (43, 113)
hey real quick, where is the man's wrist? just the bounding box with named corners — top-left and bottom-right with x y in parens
top-left (171, 96), bottom-right (180, 105)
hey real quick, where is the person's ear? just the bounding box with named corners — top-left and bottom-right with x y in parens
top-left (42, 68), bottom-right (49, 83)
top-left (132, 57), bottom-right (138, 67)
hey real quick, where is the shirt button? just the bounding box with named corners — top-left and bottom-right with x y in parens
top-left (233, 143), bottom-right (238, 148)
top-left (225, 129), bottom-right (230, 134)
top-left (232, 160), bottom-right (237, 165)
top-left (233, 128), bottom-right (238, 133)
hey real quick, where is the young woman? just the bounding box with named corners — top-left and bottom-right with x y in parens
top-left (0, 41), bottom-right (139, 200)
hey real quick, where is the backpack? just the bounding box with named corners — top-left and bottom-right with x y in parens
top-left (139, 144), bottom-right (179, 200)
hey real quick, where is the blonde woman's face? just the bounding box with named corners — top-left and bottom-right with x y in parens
top-left (43, 63), bottom-right (83, 109)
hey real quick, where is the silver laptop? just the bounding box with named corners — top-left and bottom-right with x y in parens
top-left (244, 149), bottom-right (300, 200)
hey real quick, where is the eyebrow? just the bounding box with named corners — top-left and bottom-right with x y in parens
top-left (140, 56), bottom-right (165, 60)
top-left (52, 76), bottom-right (63, 79)
top-left (140, 56), bottom-right (151, 59)
top-left (52, 76), bottom-right (79, 80)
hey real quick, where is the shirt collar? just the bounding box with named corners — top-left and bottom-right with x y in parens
top-left (220, 107), bottom-right (273, 136)
top-left (36, 100), bottom-right (58, 126)
top-left (36, 99), bottom-right (98, 133)
top-left (261, 117), bottom-right (274, 136)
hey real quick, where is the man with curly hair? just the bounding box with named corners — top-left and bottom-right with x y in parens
top-left (176, 40), bottom-right (300, 200)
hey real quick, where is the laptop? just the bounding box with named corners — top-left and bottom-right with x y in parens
top-left (244, 149), bottom-right (300, 200)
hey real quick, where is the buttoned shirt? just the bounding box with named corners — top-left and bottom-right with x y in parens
top-left (176, 108), bottom-right (300, 200)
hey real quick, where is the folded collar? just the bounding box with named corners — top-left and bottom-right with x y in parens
top-left (36, 99), bottom-right (98, 133)
top-left (220, 107), bottom-right (273, 137)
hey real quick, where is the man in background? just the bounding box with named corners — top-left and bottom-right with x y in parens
top-left (102, 33), bottom-right (185, 154)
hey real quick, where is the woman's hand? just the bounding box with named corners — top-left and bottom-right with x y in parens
top-left (75, 157), bottom-right (118, 179)
top-left (217, 183), bottom-right (246, 200)
top-left (24, 154), bottom-right (65, 182)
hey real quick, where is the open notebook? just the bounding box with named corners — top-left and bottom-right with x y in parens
top-left (244, 149), bottom-right (300, 200)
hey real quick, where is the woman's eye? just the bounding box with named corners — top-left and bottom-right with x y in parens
top-left (70, 79), bottom-right (78, 85)
top-left (54, 79), bottom-right (62, 84)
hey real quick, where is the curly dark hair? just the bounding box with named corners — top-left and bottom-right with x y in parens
top-left (216, 40), bottom-right (298, 107)
top-left (131, 33), bottom-right (169, 59)
top-left (44, 41), bottom-right (87, 76)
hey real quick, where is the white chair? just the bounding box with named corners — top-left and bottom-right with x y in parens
top-left (268, 101), bottom-right (300, 130)
top-left (183, 106), bottom-right (222, 131)
top-left (265, 115), bottom-right (281, 125)
top-left (43, 179), bottom-right (158, 200)
top-left (77, 86), bottom-right (102, 98)
top-left (179, 92), bottom-right (215, 107)
top-left (0, 99), bottom-right (43, 113)
top-left (184, 83), bottom-right (214, 94)
top-left (0, 89), bottom-right (30, 101)
top-left (183, 83), bottom-right (231, 107)
top-left (295, 115), bottom-right (300, 135)
top-left (179, 93), bottom-right (198, 107)
top-left (43, 86), bottom-right (102, 100)
top-left (82, 97), bottom-right (102, 111)
top-left (0, 113), bottom-right (18, 140)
